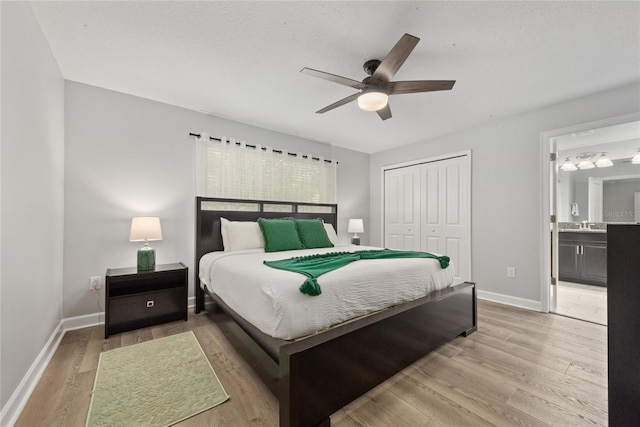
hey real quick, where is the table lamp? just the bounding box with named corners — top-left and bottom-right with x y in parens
top-left (348, 219), bottom-right (364, 245)
top-left (129, 217), bottom-right (162, 270)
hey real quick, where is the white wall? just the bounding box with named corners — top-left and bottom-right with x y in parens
top-left (64, 81), bottom-right (370, 318)
top-left (0, 1), bottom-right (64, 411)
top-left (370, 82), bottom-right (640, 305)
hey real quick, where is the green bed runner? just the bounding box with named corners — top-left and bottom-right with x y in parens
top-left (264, 249), bottom-right (450, 296)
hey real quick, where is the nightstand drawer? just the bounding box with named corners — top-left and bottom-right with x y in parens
top-left (110, 288), bottom-right (184, 324)
top-left (105, 263), bottom-right (188, 338)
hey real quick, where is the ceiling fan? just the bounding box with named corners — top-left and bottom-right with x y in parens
top-left (300, 33), bottom-right (455, 120)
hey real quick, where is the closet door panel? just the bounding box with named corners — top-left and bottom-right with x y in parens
top-left (386, 174), bottom-right (400, 223)
top-left (425, 168), bottom-right (440, 225)
top-left (421, 156), bottom-right (469, 283)
top-left (385, 154), bottom-right (470, 283)
top-left (425, 236), bottom-right (440, 253)
top-left (446, 164), bottom-right (461, 225)
top-left (445, 237), bottom-right (462, 278)
top-left (384, 165), bottom-right (420, 250)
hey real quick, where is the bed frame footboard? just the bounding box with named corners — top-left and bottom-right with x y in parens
top-left (278, 282), bottom-right (476, 427)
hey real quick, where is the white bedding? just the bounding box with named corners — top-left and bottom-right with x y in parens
top-left (199, 245), bottom-right (455, 340)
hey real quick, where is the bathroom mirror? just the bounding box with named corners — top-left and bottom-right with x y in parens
top-left (558, 164), bottom-right (640, 223)
top-left (556, 120), bottom-right (640, 224)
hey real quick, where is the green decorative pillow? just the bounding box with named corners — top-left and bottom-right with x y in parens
top-left (258, 218), bottom-right (304, 252)
top-left (295, 219), bottom-right (334, 249)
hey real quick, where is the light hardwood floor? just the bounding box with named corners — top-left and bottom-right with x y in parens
top-left (555, 281), bottom-right (607, 326)
top-left (16, 300), bottom-right (607, 426)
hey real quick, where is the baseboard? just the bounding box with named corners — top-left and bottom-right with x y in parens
top-left (477, 290), bottom-right (542, 311)
top-left (0, 296), bottom-right (197, 426)
top-left (0, 321), bottom-right (65, 427)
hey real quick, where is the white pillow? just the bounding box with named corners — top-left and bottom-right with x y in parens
top-left (324, 223), bottom-right (338, 245)
top-left (220, 218), bottom-right (265, 252)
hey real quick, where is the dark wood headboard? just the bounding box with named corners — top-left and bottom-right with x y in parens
top-left (194, 196), bottom-right (338, 313)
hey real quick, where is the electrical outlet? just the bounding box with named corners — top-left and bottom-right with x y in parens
top-left (89, 276), bottom-right (101, 290)
top-left (507, 267), bottom-right (516, 279)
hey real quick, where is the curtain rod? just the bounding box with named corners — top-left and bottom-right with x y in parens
top-left (189, 132), bottom-right (335, 164)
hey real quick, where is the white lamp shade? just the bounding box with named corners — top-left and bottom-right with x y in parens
top-left (578, 159), bottom-right (595, 169)
top-left (348, 219), bottom-right (364, 233)
top-left (595, 154), bottom-right (613, 168)
top-left (357, 92), bottom-right (388, 112)
top-left (560, 159), bottom-right (577, 172)
top-left (129, 217), bottom-right (163, 242)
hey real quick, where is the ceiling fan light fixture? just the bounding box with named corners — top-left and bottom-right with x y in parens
top-left (357, 91), bottom-right (388, 112)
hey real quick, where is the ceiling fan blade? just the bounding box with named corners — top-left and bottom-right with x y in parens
top-left (376, 104), bottom-right (392, 120)
top-left (316, 92), bottom-right (361, 114)
top-left (301, 68), bottom-right (365, 90)
top-left (388, 80), bottom-right (456, 94)
top-left (369, 33), bottom-right (420, 84)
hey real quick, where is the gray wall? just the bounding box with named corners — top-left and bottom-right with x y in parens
top-left (370, 82), bottom-right (640, 304)
top-left (1, 2), bottom-right (65, 410)
top-left (604, 180), bottom-right (640, 222)
top-left (64, 81), bottom-right (370, 318)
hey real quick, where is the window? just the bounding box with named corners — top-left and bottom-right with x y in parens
top-left (196, 136), bottom-right (336, 203)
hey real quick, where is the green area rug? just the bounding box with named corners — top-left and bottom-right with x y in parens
top-left (86, 331), bottom-right (229, 427)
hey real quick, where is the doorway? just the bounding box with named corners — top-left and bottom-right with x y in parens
top-left (542, 113), bottom-right (640, 325)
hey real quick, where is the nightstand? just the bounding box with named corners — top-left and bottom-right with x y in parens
top-left (105, 262), bottom-right (188, 338)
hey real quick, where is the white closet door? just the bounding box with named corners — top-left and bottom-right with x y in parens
top-left (420, 156), bottom-right (469, 283)
top-left (384, 164), bottom-right (421, 250)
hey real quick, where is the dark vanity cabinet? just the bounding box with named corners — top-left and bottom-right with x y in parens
top-left (558, 232), bottom-right (607, 286)
top-left (608, 225), bottom-right (640, 426)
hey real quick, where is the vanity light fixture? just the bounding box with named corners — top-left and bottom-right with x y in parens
top-left (562, 149), bottom-right (638, 171)
top-left (595, 152), bottom-right (613, 168)
top-left (560, 157), bottom-right (578, 172)
top-left (577, 153), bottom-right (595, 170)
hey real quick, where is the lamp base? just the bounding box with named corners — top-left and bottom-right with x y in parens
top-left (351, 235), bottom-right (361, 245)
top-left (137, 246), bottom-right (156, 271)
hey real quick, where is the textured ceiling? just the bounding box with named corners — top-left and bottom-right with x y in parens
top-left (30, 1), bottom-right (640, 154)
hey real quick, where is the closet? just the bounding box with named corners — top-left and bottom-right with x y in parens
top-left (384, 154), bottom-right (470, 283)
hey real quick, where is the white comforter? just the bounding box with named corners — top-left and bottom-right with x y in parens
top-left (199, 245), bottom-right (455, 340)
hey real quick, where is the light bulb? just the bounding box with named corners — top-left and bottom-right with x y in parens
top-left (357, 92), bottom-right (388, 112)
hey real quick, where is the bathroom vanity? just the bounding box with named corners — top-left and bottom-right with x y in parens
top-left (558, 230), bottom-right (607, 286)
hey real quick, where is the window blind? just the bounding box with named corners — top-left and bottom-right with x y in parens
top-left (195, 135), bottom-right (337, 204)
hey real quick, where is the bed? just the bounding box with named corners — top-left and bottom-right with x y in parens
top-left (195, 197), bottom-right (477, 427)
